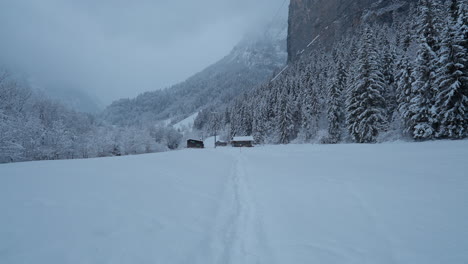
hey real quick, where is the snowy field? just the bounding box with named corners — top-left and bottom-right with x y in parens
top-left (0, 141), bottom-right (467, 264)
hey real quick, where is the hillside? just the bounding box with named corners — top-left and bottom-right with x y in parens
top-left (1, 140), bottom-right (467, 263)
top-left (102, 19), bottom-right (287, 127)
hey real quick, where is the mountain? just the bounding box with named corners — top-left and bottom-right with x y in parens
top-left (42, 87), bottom-right (103, 113)
top-left (287, 0), bottom-right (418, 62)
top-left (103, 19), bottom-right (287, 127)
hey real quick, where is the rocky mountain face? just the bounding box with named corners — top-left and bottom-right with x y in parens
top-left (287, 0), bottom-right (417, 62)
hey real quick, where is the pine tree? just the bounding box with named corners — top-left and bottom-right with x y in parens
top-left (290, 77), bottom-right (302, 140)
top-left (395, 21), bottom-right (415, 135)
top-left (299, 69), bottom-right (313, 141)
top-left (346, 27), bottom-right (387, 143)
top-left (229, 100), bottom-right (243, 138)
top-left (396, 54), bottom-right (414, 132)
top-left (434, 0), bottom-right (468, 138)
top-left (300, 66), bottom-right (320, 141)
top-left (252, 96), bottom-right (269, 144)
top-left (407, 0), bottom-right (440, 140)
top-left (277, 79), bottom-right (296, 144)
top-left (456, 0), bottom-right (468, 87)
top-left (327, 59), bottom-right (346, 143)
top-left (383, 43), bottom-right (397, 122)
top-left (241, 101), bottom-right (253, 136)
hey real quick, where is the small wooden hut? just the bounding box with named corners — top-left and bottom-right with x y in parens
top-left (215, 141), bottom-right (228, 147)
top-left (231, 136), bottom-right (254, 147)
top-left (187, 139), bottom-right (204, 149)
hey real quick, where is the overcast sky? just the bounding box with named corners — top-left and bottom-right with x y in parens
top-left (0, 0), bottom-right (287, 104)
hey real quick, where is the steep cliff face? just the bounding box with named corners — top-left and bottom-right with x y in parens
top-left (287, 0), bottom-right (416, 62)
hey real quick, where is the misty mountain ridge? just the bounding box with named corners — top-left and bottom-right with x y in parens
top-left (102, 18), bottom-right (287, 127)
top-left (41, 87), bottom-right (104, 113)
top-left (0, 69), bottom-right (103, 114)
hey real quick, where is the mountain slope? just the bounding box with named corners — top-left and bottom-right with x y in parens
top-left (102, 21), bottom-right (287, 127)
top-left (42, 87), bottom-right (103, 113)
top-left (1, 141), bottom-right (467, 263)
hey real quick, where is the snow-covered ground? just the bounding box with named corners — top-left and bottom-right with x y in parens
top-left (204, 136), bottom-right (216, 148)
top-left (173, 113), bottom-right (198, 131)
top-left (1, 141), bottom-right (467, 264)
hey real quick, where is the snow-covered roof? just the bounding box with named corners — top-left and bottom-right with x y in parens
top-left (232, 136), bottom-right (254, 142)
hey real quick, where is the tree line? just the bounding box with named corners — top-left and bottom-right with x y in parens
top-left (0, 72), bottom-right (183, 164)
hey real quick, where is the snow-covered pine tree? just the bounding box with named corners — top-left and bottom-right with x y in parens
top-left (292, 75), bottom-right (303, 139)
top-left (346, 26), bottom-right (387, 143)
top-left (407, 0), bottom-right (441, 140)
top-left (326, 54), bottom-right (346, 144)
top-left (299, 67), bottom-right (313, 141)
top-left (379, 26), bottom-right (398, 124)
top-left (299, 64), bottom-right (320, 141)
top-left (276, 78), bottom-right (296, 144)
top-left (434, 0), bottom-right (468, 138)
top-left (229, 100), bottom-right (243, 138)
top-left (395, 21), bottom-right (415, 136)
top-left (456, 0), bottom-right (468, 88)
top-left (264, 83), bottom-right (278, 140)
top-left (459, 1), bottom-right (468, 53)
top-left (396, 55), bottom-right (414, 132)
top-left (252, 85), bottom-right (270, 144)
top-left (241, 98), bottom-right (254, 136)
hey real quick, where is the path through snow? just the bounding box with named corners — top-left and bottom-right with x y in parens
top-left (210, 151), bottom-right (270, 264)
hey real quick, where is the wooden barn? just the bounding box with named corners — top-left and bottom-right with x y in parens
top-left (215, 141), bottom-right (228, 147)
top-left (187, 139), bottom-right (204, 149)
top-left (231, 136), bottom-right (254, 148)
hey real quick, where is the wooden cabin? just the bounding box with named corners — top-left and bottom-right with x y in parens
top-left (187, 139), bottom-right (204, 149)
top-left (231, 136), bottom-right (254, 148)
top-left (215, 141), bottom-right (228, 147)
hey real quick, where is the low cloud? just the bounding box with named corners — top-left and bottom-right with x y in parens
top-left (0, 0), bottom-right (286, 104)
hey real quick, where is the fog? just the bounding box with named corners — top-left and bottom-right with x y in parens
top-left (0, 0), bottom-right (287, 105)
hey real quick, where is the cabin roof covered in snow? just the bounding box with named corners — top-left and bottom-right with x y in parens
top-left (232, 136), bottom-right (254, 142)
